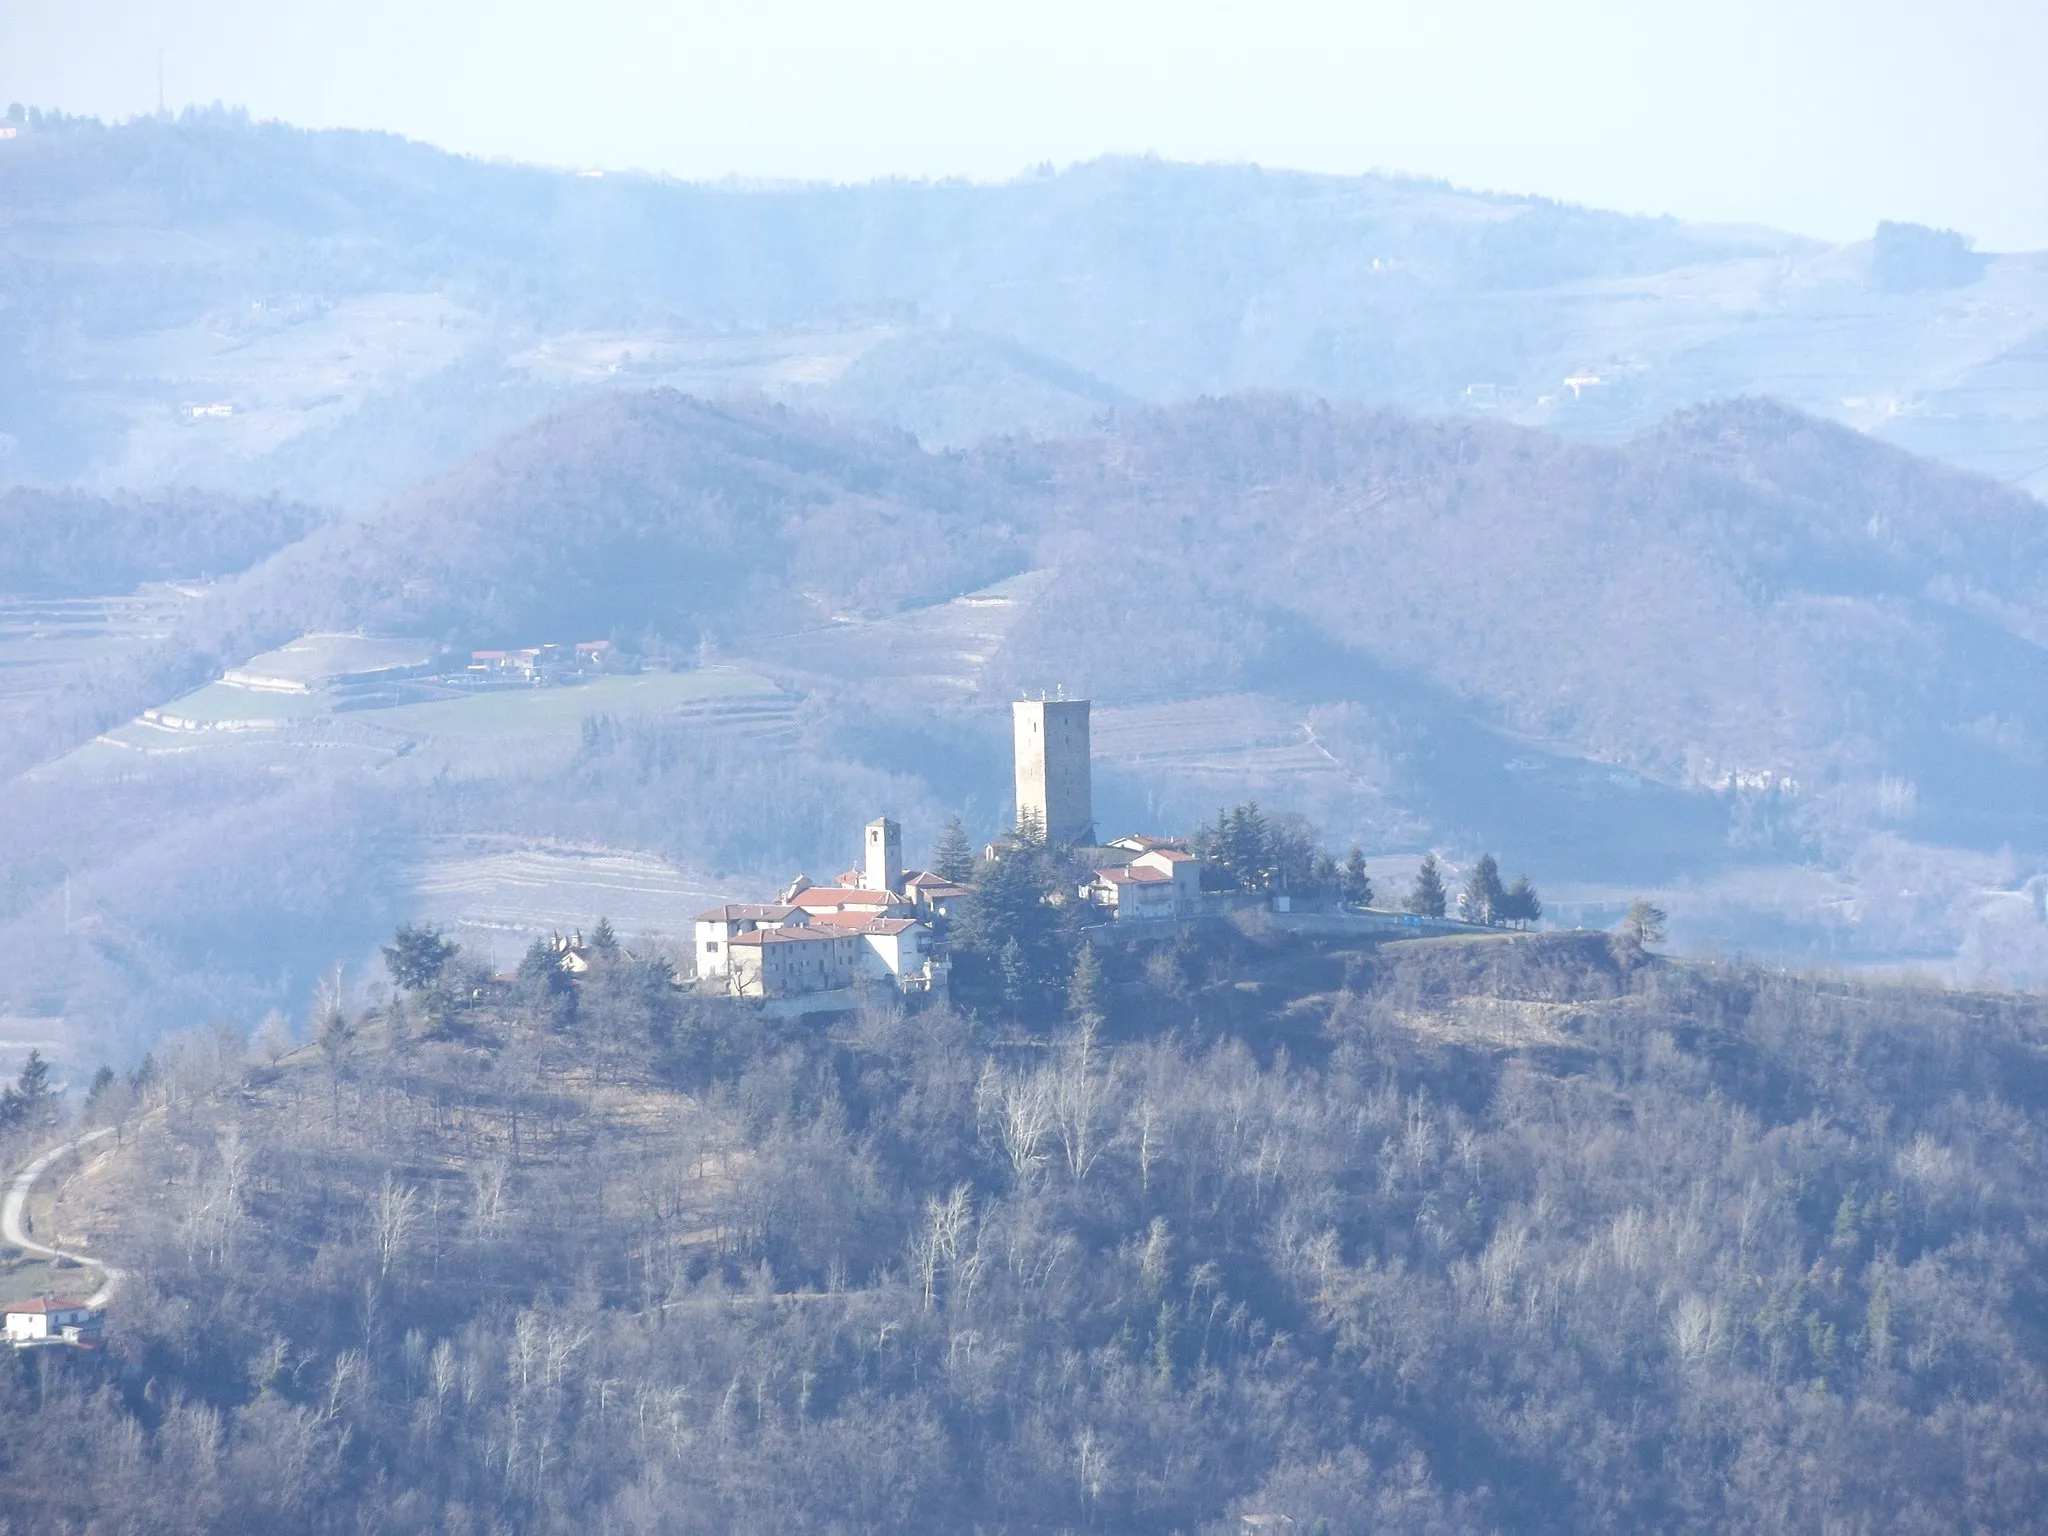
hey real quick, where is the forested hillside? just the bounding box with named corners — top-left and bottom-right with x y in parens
top-left (0, 487), bottom-right (324, 595)
top-left (194, 389), bottom-right (2048, 847)
top-left (2, 385), bottom-right (2043, 1051)
top-left (6, 929), bottom-right (2047, 1532)
top-left (982, 395), bottom-right (2048, 842)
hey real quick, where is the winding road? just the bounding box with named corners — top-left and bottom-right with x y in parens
top-left (3, 1127), bottom-right (122, 1308)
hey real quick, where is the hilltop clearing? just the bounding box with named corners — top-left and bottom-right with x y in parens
top-left (7, 933), bottom-right (2048, 1532)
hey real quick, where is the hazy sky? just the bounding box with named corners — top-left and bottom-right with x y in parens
top-left (5, 0), bottom-right (2045, 249)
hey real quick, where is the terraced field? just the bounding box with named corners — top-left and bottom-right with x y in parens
top-left (367, 669), bottom-right (788, 739)
top-left (1093, 694), bottom-right (1353, 785)
top-left (0, 587), bottom-right (201, 707)
top-left (409, 840), bottom-right (734, 966)
top-left (767, 570), bottom-right (1058, 696)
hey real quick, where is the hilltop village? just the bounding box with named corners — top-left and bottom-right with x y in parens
top-left (691, 697), bottom-right (1481, 1007)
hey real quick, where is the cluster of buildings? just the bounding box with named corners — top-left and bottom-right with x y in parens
top-left (465, 639), bottom-right (612, 685)
top-left (693, 816), bottom-right (964, 1002)
top-left (694, 697), bottom-right (1220, 1003)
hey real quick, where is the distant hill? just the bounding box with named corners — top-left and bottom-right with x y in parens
top-left (4, 113), bottom-right (2044, 501)
top-left (982, 397), bottom-right (2048, 844)
top-left (209, 392), bottom-right (1023, 649)
top-left (188, 389), bottom-right (2047, 867)
top-left (2, 388), bottom-right (2044, 1047)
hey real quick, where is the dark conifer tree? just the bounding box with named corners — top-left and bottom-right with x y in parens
top-left (382, 923), bottom-right (458, 992)
top-left (1459, 854), bottom-right (1506, 925)
top-left (1406, 854), bottom-right (1448, 918)
top-left (934, 815), bottom-right (976, 884)
top-left (1066, 943), bottom-right (1107, 1027)
top-left (1501, 875), bottom-right (1542, 928)
top-left (1343, 845), bottom-right (1374, 907)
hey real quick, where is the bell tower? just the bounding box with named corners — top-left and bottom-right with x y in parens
top-left (863, 816), bottom-right (902, 893)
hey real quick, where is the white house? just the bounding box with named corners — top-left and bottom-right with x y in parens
top-left (1084, 846), bottom-right (1203, 920)
top-left (693, 904), bottom-right (804, 980)
top-left (1129, 848), bottom-right (1202, 912)
top-left (4, 1296), bottom-right (97, 1345)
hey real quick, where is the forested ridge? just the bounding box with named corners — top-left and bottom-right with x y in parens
top-left (5, 927), bottom-right (2046, 1533)
top-left (0, 487), bottom-right (326, 597)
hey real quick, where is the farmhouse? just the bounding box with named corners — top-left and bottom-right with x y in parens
top-left (4, 1296), bottom-right (99, 1347)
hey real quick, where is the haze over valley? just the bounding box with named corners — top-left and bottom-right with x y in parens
top-left (0, 108), bottom-right (2044, 1059)
top-left (3, 5), bottom-right (2048, 1522)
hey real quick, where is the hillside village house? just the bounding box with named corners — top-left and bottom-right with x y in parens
top-left (4, 1296), bottom-right (98, 1346)
top-left (727, 925), bottom-right (865, 997)
top-left (693, 819), bottom-right (951, 1001)
top-left (1083, 846), bottom-right (1203, 920)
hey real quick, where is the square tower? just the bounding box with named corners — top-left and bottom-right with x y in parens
top-left (1013, 698), bottom-right (1093, 846)
top-left (863, 816), bottom-right (902, 893)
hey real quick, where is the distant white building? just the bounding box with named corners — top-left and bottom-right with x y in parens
top-left (4, 1296), bottom-right (97, 1345)
top-left (1083, 847), bottom-right (1203, 920)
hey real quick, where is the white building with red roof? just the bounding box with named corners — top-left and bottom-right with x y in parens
top-left (1084, 845), bottom-right (1204, 919)
top-left (903, 871), bottom-right (972, 918)
top-left (4, 1296), bottom-right (98, 1346)
top-left (693, 903), bottom-right (805, 980)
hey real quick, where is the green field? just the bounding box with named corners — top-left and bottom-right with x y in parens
top-left (365, 669), bottom-right (779, 737)
top-left (153, 681), bottom-right (326, 723)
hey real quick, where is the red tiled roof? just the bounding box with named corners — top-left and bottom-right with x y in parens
top-left (862, 918), bottom-right (919, 935)
top-left (729, 926), bottom-right (854, 948)
top-left (4, 1297), bottom-right (90, 1315)
top-left (806, 910), bottom-right (874, 929)
top-left (1093, 866), bottom-right (1170, 885)
top-left (790, 887), bottom-right (896, 910)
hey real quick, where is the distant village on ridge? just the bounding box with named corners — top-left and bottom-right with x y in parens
top-left (685, 695), bottom-right (1492, 1011)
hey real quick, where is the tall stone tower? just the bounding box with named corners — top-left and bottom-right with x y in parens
top-left (1012, 697), bottom-right (1093, 846)
top-left (863, 816), bottom-right (902, 893)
